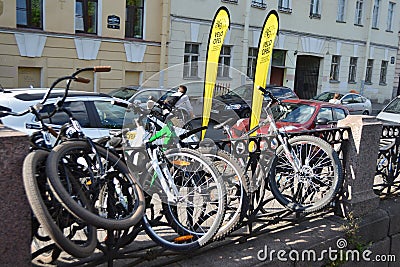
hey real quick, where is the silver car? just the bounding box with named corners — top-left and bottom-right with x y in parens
top-left (313, 91), bottom-right (372, 115)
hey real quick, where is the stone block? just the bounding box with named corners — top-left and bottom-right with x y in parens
top-left (0, 126), bottom-right (30, 266)
top-left (337, 116), bottom-right (382, 218)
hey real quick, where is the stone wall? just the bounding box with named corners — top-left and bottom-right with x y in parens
top-left (0, 126), bottom-right (30, 266)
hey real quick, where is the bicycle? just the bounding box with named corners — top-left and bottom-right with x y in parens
top-left (217, 86), bottom-right (344, 214)
top-left (0, 71), bottom-right (105, 260)
top-left (39, 67), bottom-right (145, 231)
top-left (124, 100), bottom-right (227, 251)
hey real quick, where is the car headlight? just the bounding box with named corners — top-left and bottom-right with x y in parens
top-left (225, 104), bottom-right (242, 110)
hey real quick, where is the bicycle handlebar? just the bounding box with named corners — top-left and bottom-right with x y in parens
top-left (257, 86), bottom-right (281, 105)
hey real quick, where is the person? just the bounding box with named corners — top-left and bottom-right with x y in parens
top-left (329, 93), bottom-right (341, 104)
top-left (164, 85), bottom-right (195, 120)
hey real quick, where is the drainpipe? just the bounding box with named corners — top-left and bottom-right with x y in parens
top-left (360, 0), bottom-right (374, 95)
top-left (159, 0), bottom-right (170, 88)
top-left (241, 0), bottom-right (251, 84)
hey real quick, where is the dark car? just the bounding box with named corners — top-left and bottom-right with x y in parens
top-left (211, 84), bottom-right (298, 119)
top-left (230, 99), bottom-right (349, 138)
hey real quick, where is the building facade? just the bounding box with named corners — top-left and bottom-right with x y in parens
top-left (0, 0), bottom-right (165, 93)
top-left (0, 1), bottom-right (399, 104)
top-left (167, 0), bottom-right (400, 104)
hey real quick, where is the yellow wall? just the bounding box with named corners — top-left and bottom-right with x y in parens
top-left (144, 0), bottom-right (162, 42)
top-left (0, 0), bottom-right (164, 92)
top-left (102, 0), bottom-right (125, 38)
top-left (0, 0), bottom-right (16, 28)
top-left (45, 0), bottom-right (74, 33)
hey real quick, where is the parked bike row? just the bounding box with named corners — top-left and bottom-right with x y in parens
top-left (0, 67), bottom-right (345, 264)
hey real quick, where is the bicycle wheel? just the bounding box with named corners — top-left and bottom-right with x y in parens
top-left (46, 140), bottom-right (145, 230)
top-left (23, 150), bottom-right (97, 259)
top-left (142, 148), bottom-right (226, 251)
top-left (269, 135), bottom-right (343, 213)
top-left (201, 149), bottom-right (249, 241)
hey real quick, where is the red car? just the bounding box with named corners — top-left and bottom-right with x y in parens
top-left (230, 99), bottom-right (349, 138)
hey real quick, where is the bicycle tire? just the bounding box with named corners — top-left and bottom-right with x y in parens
top-left (23, 150), bottom-right (97, 258)
top-left (142, 148), bottom-right (226, 251)
top-left (46, 140), bottom-right (145, 230)
top-left (269, 135), bottom-right (343, 213)
top-left (202, 149), bottom-right (250, 241)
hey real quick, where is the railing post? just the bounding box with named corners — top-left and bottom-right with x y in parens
top-left (336, 115), bottom-right (382, 218)
top-left (0, 126), bottom-right (30, 266)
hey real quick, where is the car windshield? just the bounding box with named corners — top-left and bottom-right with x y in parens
top-left (383, 98), bottom-right (400, 114)
top-left (265, 87), bottom-right (297, 100)
top-left (277, 103), bottom-right (316, 124)
top-left (109, 87), bottom-right (139, 100)
top-left (226, 85), bottom-right (252, 99)
top-left (313, 92), bottom-right (343, 101)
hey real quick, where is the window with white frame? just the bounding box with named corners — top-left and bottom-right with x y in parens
top-left (247, 47), bottom-right (257, 80)
top-left (279, 0), bottom-right (292, 13)
top-left (310, 0), bottom-right (321, 18)
top-left (75, 0), bottom-right (98, 34)
top-left (355, 0), bottom-right (363, 25)
top-left (337, 0), bottom-right (346, 22)
top-left (183, 43), bottom-right (200, 78)
top-left (125, 0), bottom-right (144, 39)
top-left (372, 0), bottom-right (380, 28)
top-left (221, 0), bottom-right (238, 4)
top-left (365, 59), bottom-right (373, 84)
top-left (348, 57), bottom-right (357, 83)
top-left (17, 0), bottom-right (43, 29)
top-left (330, 55), bottom-right (341, 81)
top-left (379, 60), bottom-right (388, 85)
top-left (217, 46), bottom-right (231, 78)
top-left (387, 2), bottom-right (395, 31)
top-left (251, 0), bottom-right (266, 9)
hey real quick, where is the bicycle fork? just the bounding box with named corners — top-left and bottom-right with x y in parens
top-left (148, 147), bottom-right (180, 203)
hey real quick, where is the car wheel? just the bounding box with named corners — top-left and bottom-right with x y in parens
top-left (240, 109), bottom-right (251, 118)
top-left (362, 110), bottom-right (369, 115)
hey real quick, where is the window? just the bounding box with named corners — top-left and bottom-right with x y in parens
top-left (247, 48), bottom-right (257, 80)
top-left (330, 55), bottom-right (341, 81)
top-left (251, 0), bottom-right (266, 9)
top-left (387, 2), bottom-right (395, 31)
top-left (16, 0), bottom-right (43, 29)
top-left (75, 0), bottom-right (98, 34)
top-left (278, 0), bottom-right (292, 13)
top-left (272, 50), bottom-right (286, 66)
top-left (379, 60), bottom-right (388, 85)
top-left (217, 46), bottom-right (231, 78)
top-left (333, 108), bottom-right (347, 120)
top-left (40, 102), bottom-right (90, 127)
top-left (317, 107), bottom-right (334, 121)
top-left (355, 0), bottom-right (363, 25)
top-left (183, 43), bottom-right (200, 78)
top-left (372, 0), bottom-right (380, 28)
top-left (348, 57), bottom-right (357, 83)
top-left (125, 0), bottom-right (144, 39)
top-left (365, 59), bottom-right (373, 84)
top-left (94, 101), bottom-right (126, 129)
top-left (310, 0), bottom-right (321, 18)
top-left (337, 0), bottom-right (346, 22)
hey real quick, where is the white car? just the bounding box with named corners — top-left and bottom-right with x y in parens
top-left (0, 88), bottom-right (130, 139)
top-left (376, 96), bottom-right (400, 123)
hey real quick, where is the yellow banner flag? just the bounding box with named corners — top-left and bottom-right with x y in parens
top-left (249, 10), bottom-right (279, 135)
top-left (201, 7), bottom-right (230, 140)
